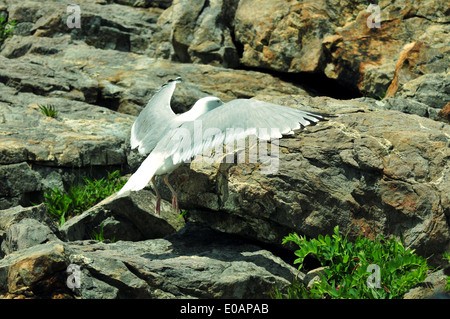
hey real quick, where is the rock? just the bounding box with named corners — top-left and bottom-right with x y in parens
top-left (69, 223), bottom-right (300, 299)
top-left (323, 2), bottom-right (449, 100)
top-left (0, 162), bottom-right (41, 209)
top-left (0, 204), bottom-right (61, 257)
top-left (149, 0), bottom-right (449, 109)
top-left (0, 31), bottom-right (310, 113)
top-left (60, 189), bottom-right (185, 242)
top-left (303, 267), bottom-right (326, 289)
top-left (234, 0), bottom-right (306, 71)
top-left (5, 0), bottom-right (165, 55)
top-left (157, 0), bottom-right (240, 67)
top-left (385, 41), bottom-right (449, 111)
top-left (0, 241), bottom-right (72, 298)
top-left (437, 102), bottom-right (450, 124)
top-left (0, 223), bottom-right (300, 299)
top-left (2, 0), bottom-right (449, 107)
top-left (356, 97), bottom-right (441, 120)
top-left (2, 218), bottom-right (59, 256)
top-left (0, 83), bottom-right (134, 208)
top-left (4, 0), bottom-right (446, 112)
top-left (110, 0), bottom-right (173, 9)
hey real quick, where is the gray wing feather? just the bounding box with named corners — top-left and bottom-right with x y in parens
top-left (153, 99), bottom-right (325, 165)
top-left (131, 81), bottom-right (178, 154)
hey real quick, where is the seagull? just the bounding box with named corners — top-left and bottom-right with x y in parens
top-left (118, 77), bottom-right (329, 214)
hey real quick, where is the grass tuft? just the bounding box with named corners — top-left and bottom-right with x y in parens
top-left (43, 170), bottom-right (126, 226)
top-left (38, 104), bottom-right (58, 118)
top-left (0, 17), bottom-right (17, 44)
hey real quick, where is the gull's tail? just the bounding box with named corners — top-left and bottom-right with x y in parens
top-left (117, 152), bottom-right (164, 196)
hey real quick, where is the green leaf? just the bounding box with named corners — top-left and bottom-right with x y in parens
top-left (277, 225), bottom-right (430, 299)
top-left (343, 254), bottom-right (349, 264)
top-left (59, 214), bottom-right (66, 226)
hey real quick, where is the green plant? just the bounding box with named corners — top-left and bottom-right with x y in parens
top-left (0, 16), bottom-right (17, 43)
top-left (444, 252), bottom-right (450, 291)
top-left (269, 277), bottom-right (313, 299)
top-left (177, 209), bottom-right (188, 220)
top-left (43, 170), bottom-right (126, 225)
top-left (38, 104), bottom-right (58, 118)
top-left (92, 222), bottom-right (115, 243)
top-left (376, 91), bottom-right (387, 101)
top-left (277, 226), bottom-right (429, 299)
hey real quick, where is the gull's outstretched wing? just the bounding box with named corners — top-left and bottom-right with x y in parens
top-left (118, 98), bottom-right (330, 195)
top-left (155, 99), bottom-right (328, 164)
top-left (130, 78), bottom-right (181, 154)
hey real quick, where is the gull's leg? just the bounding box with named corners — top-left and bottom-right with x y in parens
top-left (164, 175), bottom-right (179, 213)
top-left (151, 176), bottom-right (161, 215)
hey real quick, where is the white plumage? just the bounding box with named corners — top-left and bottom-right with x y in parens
top-left (118, 77), bottom-right (328, 214)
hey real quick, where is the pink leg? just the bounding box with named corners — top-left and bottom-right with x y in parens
top-left (151, 176), bottom-right (161, 215)
top-left (164, 175), bottom-right (179, 213)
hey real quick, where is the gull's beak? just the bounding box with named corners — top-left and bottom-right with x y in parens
top-left (167, 77), bottom-right (182, 84)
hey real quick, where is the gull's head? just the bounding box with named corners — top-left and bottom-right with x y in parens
top-left (168, 77), bottom-right (182, 84)
top-left (177, 96), bottom-right (224, 122)
top-left (192, 96), bottom-right (224, 115)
